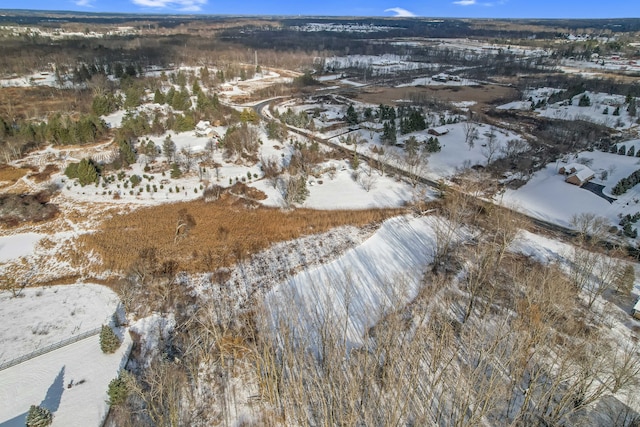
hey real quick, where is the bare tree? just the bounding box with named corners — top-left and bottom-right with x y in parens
top-left (463, 120), bottom-right (479, 150)
top-left (482, 126), bottom-right (499, 164)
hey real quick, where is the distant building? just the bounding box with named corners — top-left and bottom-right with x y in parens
top-left (195, 120), bottom-right (215, 138)
top-left (428, 126), bottom-right (450, 136)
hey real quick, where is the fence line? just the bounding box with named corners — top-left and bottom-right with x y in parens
top-left (0, 327), bottom-right (102, 371)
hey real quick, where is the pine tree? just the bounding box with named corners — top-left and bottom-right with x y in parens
top-left (619, 145), bottom-right (627, 155)
top-left (629, 146), bottom-right (636, 157)
top-left (613, 106), bottom-right (621, 116)
top-left (26, 405), bottom-right (52, 427)
top-left (426, 136), bottom-right (442, 153)
top-left (163, 135), bottom-right (176, 162)
top-left (100, 325), bottom-right (121, 354)
top-left (578, 94), bottom-right (591, 107)
top-left (77, 158), bottom-right (99, 186)
top-left (153, 89), bottom-right (165, 105)
top-left (345, 105), bottom-right (358, 125)
top-left (107, 374), bottom-right (130, 406)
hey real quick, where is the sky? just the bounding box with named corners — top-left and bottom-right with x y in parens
top-left (0, 0), bottom-right (638, 19)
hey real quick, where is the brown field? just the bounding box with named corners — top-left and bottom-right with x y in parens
top-left (0, 86), bottom-right (92, 120)
top-left (0, 165), bottom-right (29, 187)
top-left (355, 83), bottom-right (519, 111)
top-left (78, 197), bottom-right (406, 274)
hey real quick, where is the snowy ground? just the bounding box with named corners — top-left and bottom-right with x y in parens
top-left (0, 233), bottom-right (43, 262)
top-left (265, 215), bottom-right (452, 350)
top-left (502, 149), bottom-right (640, 230)
top-left (0, 284), bottom-right (120, 363)
top-left (499, 90), bottom-right (639, 130)
top-left (0, 284), bottom-right (129, 427)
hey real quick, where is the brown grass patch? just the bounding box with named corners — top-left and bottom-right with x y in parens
top-left (356, 84), bottom-right (518, 111)
top-left (31, 164), bottom-right (60, 183)
top-left (0, 164), bottom-right (29, 186)
top-left (0, 86), bottom-right (92, 120)
top-left (78, 199), bottom-right (405, 274)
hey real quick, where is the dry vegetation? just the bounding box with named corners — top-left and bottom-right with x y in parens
top-left (356, 84), bottom-right (519, 111)
top-left (0, 164), bottom-right (29, 188)
top-left (78, 198), bottom-right (405, 274)
top-left (0, 86), bottom-right (93, 121)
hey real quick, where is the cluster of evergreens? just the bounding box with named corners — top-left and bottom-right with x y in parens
top-left (619, 212), bottom-right (640, 238)
top-left (278, 108), bottom-right (312, 129)
top-left (612, 168), bottom-right (640, 196)
top-left (381, 120), bottom-right (397, 144)
top-left (0, 113), bottom-right (107, 147)
top-left (71, 62), bottom-right (144, 84)
top-left (398, 106), bottom-right (427, 135)
top-left (609, 143), bottom-right (640, 157)
top-left (378, 104), bottom-right (396, 121)
top-left (64, 158), bottom-right (100, 186)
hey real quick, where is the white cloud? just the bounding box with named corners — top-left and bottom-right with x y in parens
top-left (384, 7), bottom-right (417, 17)
top-left (453, 0), bottom-right (477, 5)
top-left (131, 0), bottom-right (207, 11)
top-left (74, 0), bottom-right (95, 6)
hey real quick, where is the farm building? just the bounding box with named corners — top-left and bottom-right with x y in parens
top-left (428, 126), bottom-right (450, 136)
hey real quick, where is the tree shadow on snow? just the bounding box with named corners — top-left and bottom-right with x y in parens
top-left (0, 365), bottom-right (65, 427)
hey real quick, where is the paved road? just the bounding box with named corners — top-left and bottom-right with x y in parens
top-left (250, 96), bottom-right (640, 255)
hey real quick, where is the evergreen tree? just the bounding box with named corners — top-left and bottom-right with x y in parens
top-left (613, 106), bottom-right (621, 116)
top-left (628, 98), bottom-right (637, 117)
top-left (77, 158), bottom-right (99, 186)
top-left (99, 325), bottom-right (121, 354)
top-left (153, 89), bottom-right (165, 105)
top-left (619, 145), bottom-right (627, 155)
top-left (381, 120), bottom-right (397, 145)
top-left (345, 105), bottom-right (358, 125)
top-left (117, 139), bottom-right (136, 167)
top-left (26, 405), bottom-right (52, 427)
top-left (170, 162), bottom-right (182, 178)
top-left (629, 146), bottom-right (636, 157)
top-left (603, 107), bottom-right (609, 115)
top-left (578, 94), bottom-right (591, 107)
top-left (426, 136), bottom-right (442, 153)
top-left (107, 374), bottom-right (130, 406)
top-left (163, 135), bottom-right (176, 162)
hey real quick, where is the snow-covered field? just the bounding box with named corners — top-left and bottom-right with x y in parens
top-left (502, 148), bottom-right (640, 230)
top-left (0, 284), bottom-right (120, 363)
top-left (0, 284), bottom-right (130, 427)
top-left (0, 233), bottom-right (43, 262)
top-left (265, 215), bottom-right (449, 350)
top-left (499, 90), bottom-right (638, 130)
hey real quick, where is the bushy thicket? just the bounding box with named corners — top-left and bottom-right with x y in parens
top-left (64, 158), bottom-right (99, 186)
top-left (0, 189), bottom-right (58, 227)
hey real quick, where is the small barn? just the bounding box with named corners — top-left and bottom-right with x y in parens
top-left (428, 126), bottom-right (450, 136)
